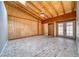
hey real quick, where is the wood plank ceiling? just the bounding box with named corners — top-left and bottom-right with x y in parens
top-left (4, 1), bottom-right (76, 22)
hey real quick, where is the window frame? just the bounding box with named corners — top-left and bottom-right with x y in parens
top-left (57, 23), bottom-right (64, 36)
top-left (66, 22), bottom-right (74, 37)
top-left (56, 20), bottom-right (76, 39)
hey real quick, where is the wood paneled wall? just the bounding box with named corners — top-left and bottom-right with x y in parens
top-left (43, 23), bottom-right (48, 35)
top-left (5, 3), bottom-right (43, 39)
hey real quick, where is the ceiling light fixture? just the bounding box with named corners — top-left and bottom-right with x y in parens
top-left (40, 12), bottom-right (45, 17)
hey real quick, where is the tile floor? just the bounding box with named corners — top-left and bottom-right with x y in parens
top-left (0, 35), bottom-right (78, 57)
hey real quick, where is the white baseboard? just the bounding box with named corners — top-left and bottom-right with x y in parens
top-left (0, 41), bottom-right (8, 56)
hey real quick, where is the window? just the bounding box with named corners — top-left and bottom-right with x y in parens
top-left (57, 21), bottom-right (75, 38)
top-left (58, 23), bottom-right (64, 36)
top-left (66, 22), bottom-right (73, 37)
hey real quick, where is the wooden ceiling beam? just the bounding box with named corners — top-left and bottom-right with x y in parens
top-left (39, 2), bottom-right (53, 18)
top-left (48, 2), bottom-right (59, 16)
top-left (26, 3), bottom-right (45, 20)
top-left (5, 1), bottom-right (42, 21)
top-left (60, 1), bottom-right (65, 14)
top-left (17, 2), bottom-right (44, 21)
top-left (28, 1), bottom-right (49, 19)
top-left (27, 2), bottom-right (48, 19)
top-left (38, 2), bottom-right (52, 18)
top-left (42, 11), bottom-right (76, 24)
top-left (27, 2), bottom-right (41, 12)
top-left (71, 1), bottom-right (76, 11)
top-left (44, 2), bottom-right (55, 17)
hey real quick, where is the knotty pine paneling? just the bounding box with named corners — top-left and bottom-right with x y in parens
top-left (8, 16), bottom-right (41, 39)
top-left (5, 4), bottom-right (43, 39)
top-left (39, 23), bottom-right (43, 35)
top-left (43, 23), bottom-right (48, 35)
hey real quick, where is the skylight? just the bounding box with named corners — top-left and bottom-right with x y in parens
top-left (19, 1), bottom-right (26, 5)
